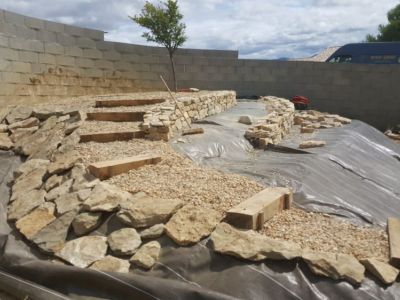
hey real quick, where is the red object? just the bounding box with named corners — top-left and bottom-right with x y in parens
top-left (291, 96), bottom-right (310, 105)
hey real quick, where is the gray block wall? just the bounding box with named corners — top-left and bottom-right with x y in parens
top-left (0, 8), bottom-right (399, 130)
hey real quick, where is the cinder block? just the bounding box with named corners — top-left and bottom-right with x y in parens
top-left (0, 34), bottom-right (9, 47)
top-left (0, 22), bottom-right (17, 36)
top-left (44, 42), bottom-right (64, 55)
top-left (0, 59), bottom-right (12, 71)
top-left (174, 55), bottom-right (193, 65)
top-left (102, 50), bottom-right (121, 61)
top-left (76, 57), bottom-right (95, 68)
top-left (64, 46), bottom-right (83, 57)
top-left (18, 51), bottom-right (38, 63)
top-left (114, 60), bottom-right (133, 71)
top-left (55, 55), bottom-right (75, 66)
top-left (95, 59), bottom-right (114, 69)
top-left (25, 16), bottom-right (45, 29)
top-left (4, 11), bottom-right (25, 26)
top-left (0, 10), bottom-right (4, 23)
top-left (84, 28), bottom-right (104, 41)
top-left (0, 47), bottom-right (19, 60)
top-left (64, 24), bottom-right (85, 37)
top-left (96, 40), bottom-right (114, 50)
top-left (122, 53), bottom-right (141, 63)
top-left (1, 72), bottom-right (21, 83)
top-left (45, 20), bottom-right (64, 33)
top-left (76, 37), bottom-right (96, 49)
top-left (38, 53), bottom-right (56, 64)
top-left (83, 68), bottom-right (104, 78)
top-left (12, 61), bottom-right (31, 73)
top-left (0, 83), bottom-right (17, 96)
top-left (132, 63), bottom-right (150, 72)
top-left (36, 30), bottom-right (57, 42)
top-left (14, 24), bottom-right (37, 39)
top-left (83, 48), bottom-right (102, 59)
top-left (56, 33), bottom-right (76, 46)
top-left (138, 71), bottom-right (158, 80)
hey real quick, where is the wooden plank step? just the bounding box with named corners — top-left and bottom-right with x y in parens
top-left (80, 130), bottom-right (145, 143)
top-left (225, 187), bottom-right (292, 230)
top-left (96, 98), bottom-right (165, 107)
top-left (86, 112), bottom-right (145, 122)
top-left (88, 154), bottom-right (161, 180)
top-left (388, 217), bottom-right (400, 267)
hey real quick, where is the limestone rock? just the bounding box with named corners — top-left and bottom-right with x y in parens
top-left (0, 107), bottom-right (12, 124)
top-left (56, 236), bottom-right (108, 268)
top-left (77, 188), bottom-right (92, 201)
top-left (238, 116), bottom-right (253, 125)
top-left (165, 205), bottom-right (221, 246)
top-left (16, 206), bottom-right (56, 240)
top-left (302, 250), bottom-right (365, 285)
top-left (0, 124), bottom-right (8, 133)
top-left (65, 122), bottom-right (81, 135)
top-left (8, 117), bottom-right (39, 130)
top-left (0, 133), bottom-right (13, 150)
top-left (72, 212), bottom-right (102, 236)
top-left (9, 126), bottom-right (38, 142)
top-left (56, 131), bottom-right (80, 154)
top-left (130, 241), bottom-right (161, 269)
top-left (45, 178), bottom-right (73, 201)
top-left (139, 224), bottom-right (165, 239)
top-left (55, 192), bottom-right (82, 215)
top-left (13, 158), bottom-right (50, 179)
top-left (33, 107), bottom-right (64, 121)
top-left (11, 167), bottom-right (46, 200)
top-left (117, 195), bottom-right (183, 228)
top-left (6, 106), bottom-right (33, 124)
top-left (299, 140), bottom-right (326, 149)
top-left (90, 255), bottom-right (130, 273)
top-left (300, 127), bottom-right (315, 134)
top-left (211, 222), bottom-right (301, 261)
top-left (48, 150), bottom-right (81, 175)
top-left (333, 115), bottom-right (351, 124)
top-left (8, 189), bottom-right (46, 221)
top-left (32, 210), bottom-right (78, 253)
top-left (83, 182), bottom-right (133, 212)
top-left (108, 228), bottom-right (142, 256)
top-left (361, 258), bottom-right (399, 285)
top-left (44, 174), bottom-right (63, 191)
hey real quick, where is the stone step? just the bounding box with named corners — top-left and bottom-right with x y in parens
top-left (225, 187), bottom-right (292, 230)
top-left (80, 130), bottom-right (145, 143)
top-left (96, 98), bottom-right (165, 107)
top-left (86, 112), bottom-right (145, 122)
top-left (388, 217), bottom-right (400, 267)
top-left (88, 154), bottom-right (162, 180)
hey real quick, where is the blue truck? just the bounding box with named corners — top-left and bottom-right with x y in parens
top-left (326, 42), bottom-right (400, 64)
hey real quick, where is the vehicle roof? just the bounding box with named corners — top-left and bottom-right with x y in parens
top-left (327, 42), bottom-right (400, 59)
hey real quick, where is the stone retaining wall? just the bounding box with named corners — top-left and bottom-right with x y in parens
top-left (142, 91), bottom-right (236, 140)
top-left (245, 97), bottom-right (295, 147)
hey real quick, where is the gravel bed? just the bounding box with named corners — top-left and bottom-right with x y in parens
top-left (77, 121), bottom-right (141, 134)
top-left (75, 139), bottom-right (265, 214)
top-left (262, 208), bottom-right (389, 261)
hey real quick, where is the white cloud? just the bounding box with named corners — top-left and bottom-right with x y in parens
top-left (1, 0), bottom-right (398, 59)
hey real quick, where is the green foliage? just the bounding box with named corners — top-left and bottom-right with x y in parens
top-left (366, 4), bottom-right (400, 42)
top-left (131, 0), bottom-right (187, 91)
top-left (131, 0), bottom-right (187, 55)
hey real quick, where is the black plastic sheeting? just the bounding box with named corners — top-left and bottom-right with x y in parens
top-left (1, 101), bottom-right (400, 299)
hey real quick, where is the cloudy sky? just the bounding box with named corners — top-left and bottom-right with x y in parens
top-left (1, 0), bottom-right (398, 59)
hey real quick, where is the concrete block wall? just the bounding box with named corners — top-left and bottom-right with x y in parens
top-left (1, 8), bottom-right (399, 129)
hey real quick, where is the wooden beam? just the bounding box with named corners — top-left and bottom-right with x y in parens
top-left (388, 217), bottom-right (400, 267)
top-left (86, 112), bottom-right (145, 122)
top-left (79, 130), bottom-right (145, 143)
top-left (182, 128), bottom-right (204, 136)
top-left (88, 154), bottom-right (161, 180)
top-left (95, 99), bottom-right (165, 107)
top-left (225, 187), bottom-right (292, 230)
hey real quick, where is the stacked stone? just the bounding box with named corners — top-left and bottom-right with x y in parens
top-left (141, 91), bottom-right (236, 141)
top-left (294, 110), bottom-right (351, 133)
top-left (2, 105), bottom-right (223, 272)
top-left (245, 96), bottom-right (295, 148)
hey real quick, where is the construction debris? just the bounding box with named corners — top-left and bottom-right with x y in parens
top-left (299, 140), bottom-right (326, 149)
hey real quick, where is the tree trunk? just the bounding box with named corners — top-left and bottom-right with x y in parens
top-left (169, 52), bottom-right (177, 92)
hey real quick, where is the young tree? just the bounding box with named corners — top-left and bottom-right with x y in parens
top-left (131, 0), bottom-right (187, 91)
top-left (366, 4), bottom-right (400, 42)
